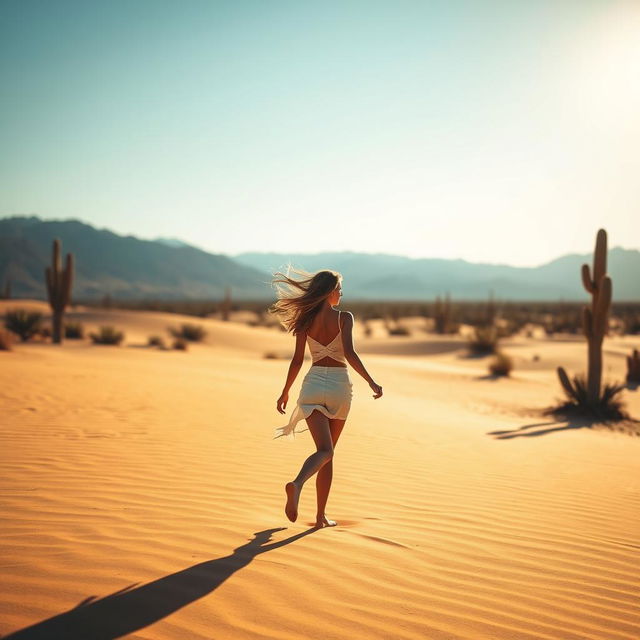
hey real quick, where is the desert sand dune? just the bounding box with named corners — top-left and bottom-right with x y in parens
top-left (1, 303), bottom-right (639, 639)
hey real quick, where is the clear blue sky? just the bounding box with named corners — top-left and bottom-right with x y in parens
top-left (1, 0), bottom-right (638, 266)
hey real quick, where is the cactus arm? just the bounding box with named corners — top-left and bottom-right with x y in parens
top-left (52, 238), bottom-right (60, 296)
top-left (581, 264), bottom-right (594, 294)
top-left (593, 228), bottom-right (607, 284)
top-left (62, 254), bottom-right (74, 307)
top-left (45, 266), bottom-right (53, 304)
top-left (557, 366), bottom-right (577, 400)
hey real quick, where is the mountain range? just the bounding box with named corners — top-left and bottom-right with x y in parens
top-left (1, 216), bottom-right (638, 301)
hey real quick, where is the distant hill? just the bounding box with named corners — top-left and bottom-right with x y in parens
top-left (0, 216), bottom-right (270, 300)
top-left (231, 248), bottom-right (640, 301)
top-left (1, 216), bottom-right (638, 301)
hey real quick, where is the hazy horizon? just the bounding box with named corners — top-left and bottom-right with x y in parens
top-left (2, 1), bottom-right (638, 267)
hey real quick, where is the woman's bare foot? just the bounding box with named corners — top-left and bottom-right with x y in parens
top-left (285, 481), bottom-right (300, 522)
top-left (314, 514), bottom-right (337, 528)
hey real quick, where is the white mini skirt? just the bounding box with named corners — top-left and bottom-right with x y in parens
top-left (273, 365), bottom-right (353, 440)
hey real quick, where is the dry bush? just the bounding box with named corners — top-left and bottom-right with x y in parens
top-left (489, 352), bottom-right (513, 376)
top-left (172, 337), bottom-right (188, 350)
top-left (148, 335), bottom-right (166, 348)
top-left (89, 326), bottom-right (124, 345)
top-left (4, 309), bottom-right (43, 342)
top-left (167, 323), bottom-right (207, 342)
top-left (467, 325), bottom-right (498, 355)
top-left (64, 322), bottom-right (84, 339)
top-left (545, 372), bottom-right (629, 421)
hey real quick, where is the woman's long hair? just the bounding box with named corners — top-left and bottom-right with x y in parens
top-left (268, 264), bottom-right (342, 335)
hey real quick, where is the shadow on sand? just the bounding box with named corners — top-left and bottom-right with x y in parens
top-left (488, 415), bottom-right (640, 439)
top-left (3, 526), bottom-right (316, 639)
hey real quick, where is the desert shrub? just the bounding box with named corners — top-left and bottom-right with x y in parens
top-left (263, 351), bottom-right (279, 359)
top-left (148, 335), bottom-right (166, 348)
top-left (468, 325), bottom-right (498, 355)
top-left (172, 337), bottom-right (188, 350)
top-left (89, 326), bottom-right (124, 345)
top-left (64, 321), bottom-right (84, 339)
top-left (39, 326), bottom-right (52, 339)
top-left (545, 372), bottom-right (629, 421)
top-left (387, 323), bottom-right (410, 336)
top-left (489, 352), bottom-right (513, 376)
top-left (0, 328), bottom-right (14, 350)
top-left (3, 309), bottom-right (43, 342)
top-left (168, 323), bottom-right (207, 342)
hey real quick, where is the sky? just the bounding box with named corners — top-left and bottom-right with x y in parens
top-left (1, 0), bottom-right (639, 267)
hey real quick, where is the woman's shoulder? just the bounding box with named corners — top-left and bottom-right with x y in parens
top-left (339, 309), bottom-right (354, 325)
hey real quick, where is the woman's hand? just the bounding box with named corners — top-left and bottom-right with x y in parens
top-left (277, 391), bottom-right (289, 414)
top-left (369, 380), bottom-right (383, 399)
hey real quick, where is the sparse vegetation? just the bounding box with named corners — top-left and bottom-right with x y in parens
top-left (64, 321), bottom-right (84, 339)
top-left (172, 337), bottom-right (188, 350)
top-left (556, 229), bottom-right (618, 416)
top-left (547, 372), bottom-right (629, 421)
top-left (489, 352), bottom-right (513, 376)
top-left (4, 309), bottom-right (43, 342)
top-left (148, 335), bottom-right (166, 348)
top-left (468, 325), bottom-right (498, 355)
top-left (167, 323), bottom-right (207, 342)
top-left (89, 326), bottom-right (124, 345)
top-left (45, 238), bottom-right (74, 344)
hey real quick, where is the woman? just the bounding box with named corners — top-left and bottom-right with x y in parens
top-left (269, 266), bottom-right (383, 528)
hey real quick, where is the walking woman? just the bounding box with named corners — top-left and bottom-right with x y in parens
top-left (269, 267), bottom-right (383, 528)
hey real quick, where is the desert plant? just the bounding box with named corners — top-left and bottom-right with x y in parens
top-left (220, 286), bottom-right (232, 321)
top-left (89, 326), bottom-right (124, 345)
top-left (0, 328), bottom-right (14, 350)
top-left (148, 335), bottom-right (166, 348)
top-left (39, 326), bottom-right (52, 339)
top-left (489, 351), bottom-right (513, 376)
top-left (168, 323), bottom-right (207, 342)
top-left (550, 371), bottom-right (629, 421)
top-left (434, 293), bottom-right (452, 333)
top-left (4, 309), bottom-right (43, 342)
top-left (557, 229), bottom-right (612, 410)
top-left (468, 325), bottom-right (498, 354)
top-left (172, 337), bottom-right (188, 350)
top-left (45, 238), bottom-right (74, 344)
top-left (627, 349), bottom-right (640, 383)
top-left (387, 320), bottom-right (410, 336)
top-left (64, 321), bottom-right (84, 339)
top-left (263, 351), bottom-right (279, 359)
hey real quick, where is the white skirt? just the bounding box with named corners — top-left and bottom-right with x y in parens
top-left (273, 365), bottom-right (353, 440)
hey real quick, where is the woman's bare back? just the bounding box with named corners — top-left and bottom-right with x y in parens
top-left (306, 308), bottom-right (347, 368)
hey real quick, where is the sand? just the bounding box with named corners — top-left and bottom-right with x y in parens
top-left (1, 300), bottom-right (639, 639)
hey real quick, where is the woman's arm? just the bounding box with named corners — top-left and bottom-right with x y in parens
top-left (281, 330), bottom-right (307, 393)
top-left (341, 312), bottom-right (375, 384)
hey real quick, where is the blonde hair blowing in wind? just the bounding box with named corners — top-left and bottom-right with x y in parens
top-left (268, 264), bottom-right (343, 336)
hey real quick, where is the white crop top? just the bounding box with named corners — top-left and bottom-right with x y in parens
top-left (306, 310), bottom-right (347, 364)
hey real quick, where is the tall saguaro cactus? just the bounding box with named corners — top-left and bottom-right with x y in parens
top-left (557, 228), bottom-right (612, 406)
top-left (45, 238), bottom-right (74, 344)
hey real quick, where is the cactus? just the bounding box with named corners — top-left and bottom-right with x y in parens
top-left (44, 238), bottom-right (74, 344)
top-left (221, 286), bottom-right (232, 321)
top-left (434, 292), bottom-right (452, 334)
top-left (627, 348), bottom-right (640, 383)
top-left (557, 228), bottom-right (612, 407)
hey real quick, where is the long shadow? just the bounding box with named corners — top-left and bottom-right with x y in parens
top-left (3, 526), bottom-right (316, 640)
top-left (488, 416), bottom-right (640, 439)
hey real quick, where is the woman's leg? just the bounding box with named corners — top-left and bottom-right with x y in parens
top-left (285, 409), bottom-right (333, 522)
top-left (315, 418), bottom-right (346, 527)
